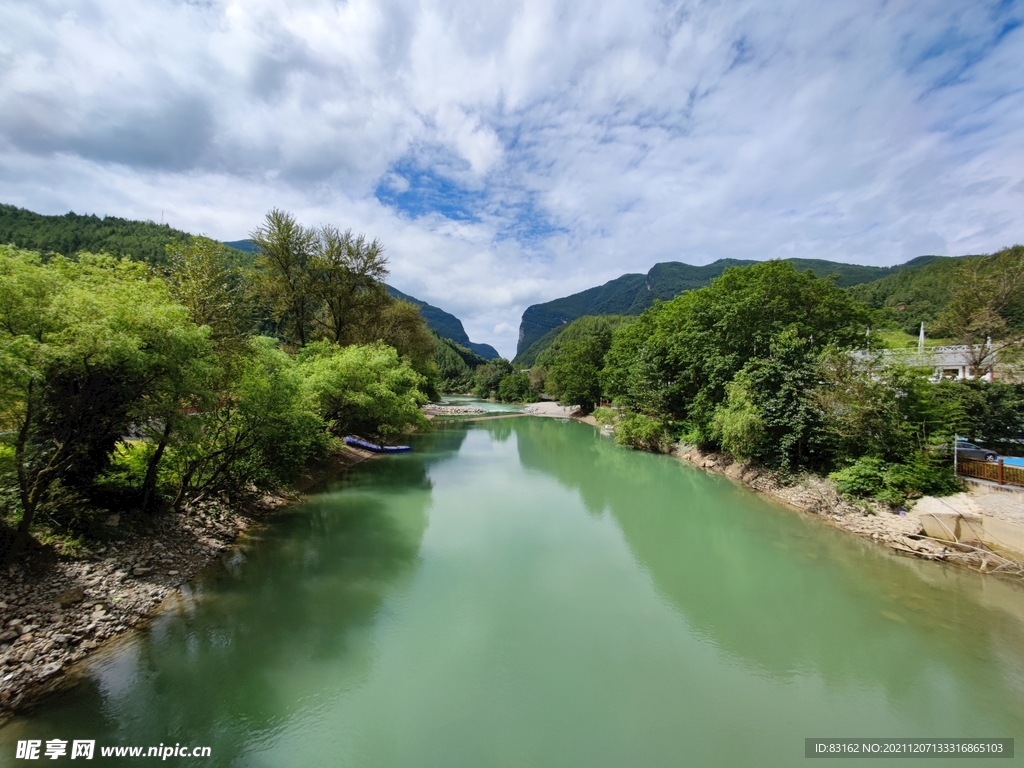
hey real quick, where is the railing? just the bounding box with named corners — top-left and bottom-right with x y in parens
top-left (958, 458), bottom-right (1024, 488)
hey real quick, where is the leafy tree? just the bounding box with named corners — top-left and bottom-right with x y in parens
top-left (166, 236), bottom-right (253, 355)
top-left (298, 342), bottom-right (429, 442)
top-left (311, 226), bottom-right (390, 345)
top-left (603, 261), bottom-right (869, 439)
top-left (0, 249), bottom-right (213, 559)
top-left (166, 337), bottom-right (327, 509)
top-left (935, 245), bottom-right (1024, 375)
top-left (711, 330), bottom-right (826, 469)
top-left (533, 315), bottom-right (628, 410)
top-left (473, 358), bottom-right (514, 398)
top-left (497, 372), bottom-right (532, 403)
top-left (249, 209), bottom-right (318, 347)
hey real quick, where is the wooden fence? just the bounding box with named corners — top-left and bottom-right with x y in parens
top-left (957, 458), bottom-right (1024, 488)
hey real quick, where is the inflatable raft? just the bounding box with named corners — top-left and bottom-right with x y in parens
top-left (345, 436), bottom-right (412, 453)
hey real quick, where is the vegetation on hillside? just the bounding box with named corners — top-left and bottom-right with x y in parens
top-left (432, 333), bottom-right (488, 392)
top-left (0, 202), bottom-right (251, 266)
top-left (0, 210), bottom-right (439, 563)
top-left (532, 256), bottom-right (1024, 506)
top-left (515, 257), bottom-right (909, 359)
top-left (848, 255), bottom-right (968, 334)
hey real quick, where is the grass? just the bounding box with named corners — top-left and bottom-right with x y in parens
top-left (874, 329), bottom-right (956, 350)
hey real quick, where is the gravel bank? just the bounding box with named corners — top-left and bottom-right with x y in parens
top-left (0, 447), bottom-right (376, 721)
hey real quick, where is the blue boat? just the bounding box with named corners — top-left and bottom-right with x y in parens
top-left (345, 436), bottom-right (412, 453)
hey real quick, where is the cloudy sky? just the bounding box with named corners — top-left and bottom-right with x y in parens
top-left (1, 0), bottom-right (1022, 356)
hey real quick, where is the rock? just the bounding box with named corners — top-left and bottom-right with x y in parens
top-left (56, 587), bottom-right (85, 607)
top-left (132, 566), bottom-right (152, 576)
top-left (167, 570), bottom-right (179, 576)
top-left (38, 662), bottom-right (62, 679)
top-left (104, 514), bottom-right (120, 528)
top-left (0, 630), bottom-right (16, 643)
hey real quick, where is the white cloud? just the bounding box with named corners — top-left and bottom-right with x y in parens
top-left (1, 0), bottom-right (1023, 357)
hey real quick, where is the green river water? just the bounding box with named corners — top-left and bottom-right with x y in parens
top-left (3, 417), bottom-right (1024, 766)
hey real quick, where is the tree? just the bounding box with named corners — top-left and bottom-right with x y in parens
top-left (249, 209), bottom-right (317, 347)
top-left (602, 261), bottom-right (869, 439)
top-left (298, 342), bottom-right (429, 442)
top-left (166, 236), bottom-right (252, 355)
top-left (0, 249), bottom-right (213, 559)
top-left (473, 358), bottom-right (514, 398)
top-left (935, 246), bottom-right (1024, 376)
top-left (166, 337), bottom-right (327, 509)
top-left (497, 372), bottom-right (532, 403)
top-left (311, 226), bottom-right (390, 345)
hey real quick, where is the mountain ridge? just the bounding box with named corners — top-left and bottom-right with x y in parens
top-left (514, 255), bottom-right (956, 359)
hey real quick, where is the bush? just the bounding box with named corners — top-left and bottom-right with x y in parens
top-left (830, 453), bottom-right (960, 508)
top-left (592, 406), bottom-right (618, 426)
top-left (615, 413), bottom-right (670, 453)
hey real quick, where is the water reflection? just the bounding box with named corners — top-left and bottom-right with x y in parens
top-left (0, 433), bottom-right (465, 764)
top-left (514, 417), bottom-right (1024, 729)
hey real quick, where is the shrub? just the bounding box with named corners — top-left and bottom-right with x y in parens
top-left (830, 453), bottom-right (960, 508)
top-left (615, 413), bottom-right (670, 453)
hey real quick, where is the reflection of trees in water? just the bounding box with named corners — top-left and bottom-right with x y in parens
top-left (482, 418), bottom-right (515, 443)
top-left (2, 436), bottom-right (457, 763)
top-left (514, 417), bottom-right (1024, 725)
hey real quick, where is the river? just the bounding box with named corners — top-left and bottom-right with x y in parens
top-left (2, 417), bottom-right (1023, 766)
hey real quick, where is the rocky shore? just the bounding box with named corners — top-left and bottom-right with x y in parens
top-left (0, 446), bottom-right (375, 721)
top-left (675, 445), bottom-right (1023, 576)
top-left (423, 404), bottom-right (487, 416)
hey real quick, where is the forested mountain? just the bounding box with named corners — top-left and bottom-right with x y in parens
top-left (0, 205), bottom-right (497, 360)
top-left (0, 203), bottom-right (205, 264)
top-left (431, 333), bottom-right (489, 391)
top-left (846, 255), bottom-right (975, 334)
top-left (515, 256), bottom-right (954, 359)
top-left (385, 286), bottom-right (498, 359)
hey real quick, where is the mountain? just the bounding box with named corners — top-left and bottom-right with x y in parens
top-left (385, 286), bottom-right (499, 359)
top-left (846, 255), bottom-right (980, 334)
top-left (515, 257), bottom-right (927, 359)
top-left (0, 203), bottom-right (201, 265)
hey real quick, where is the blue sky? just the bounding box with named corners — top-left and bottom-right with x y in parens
top-left (1, 0), bottom-right (1022, 357)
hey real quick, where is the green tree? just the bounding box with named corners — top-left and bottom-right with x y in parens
top-left (298, 342), bottom-right (429, 442)
top-left (497, 372), bottom-right (532, 403)
top-left (249, 209), bottom-right (318, 347)
top-left (166, 236), bottom-right (252, 355)
top-left (603, 261), bottom-right (868, 440)
top-left (473, 358), bottom-right (514, 398)
top-left (166, 337), bottom-right (327, 509)
top-left (935, 245), bottom-right (1024, 375)
top-left (0, 249), bottom-right (213, 558)
top-left (311, 226), bottom-right (390, 345)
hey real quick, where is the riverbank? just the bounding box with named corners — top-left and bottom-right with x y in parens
top-left (0, 445), bottom-right (377, 720)
top-left (674, 444), bottom-right (1024, 577)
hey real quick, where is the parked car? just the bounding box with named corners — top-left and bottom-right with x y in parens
top-left (954, 441), bottom-right (999, 462)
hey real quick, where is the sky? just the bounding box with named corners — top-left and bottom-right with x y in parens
top-left (1, 0), bottom-right (1023, 357)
